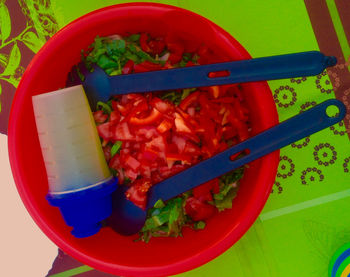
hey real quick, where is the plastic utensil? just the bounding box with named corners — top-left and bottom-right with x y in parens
top-left (108, 99), bottom-right (346, 235)
top-left (67, 51), bottom-right (336, 108)
top-left (32, 85), bottom-right (118, 238)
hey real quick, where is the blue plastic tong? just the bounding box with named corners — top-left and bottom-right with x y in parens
top-left (107, 99), bottom-right (346, 235)
top-left (67, 51), bottom-right (337, 107)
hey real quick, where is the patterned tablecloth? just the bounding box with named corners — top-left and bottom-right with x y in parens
top-left (0, 1), bottom-right (349, 276)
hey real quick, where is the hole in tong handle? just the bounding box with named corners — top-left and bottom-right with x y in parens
top-left (208, 70), bottom-right (230, 78)
top-left (325, 105), bottom-right (340, 118)
top-left (230, 149), bottom-right (250, 161)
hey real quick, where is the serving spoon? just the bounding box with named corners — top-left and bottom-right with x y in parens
top-left (67, 51), bottom-right (337, 108)
top-left (107, 99), bottom-right (346, 235)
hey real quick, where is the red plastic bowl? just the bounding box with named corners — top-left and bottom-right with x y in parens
top-left (8, 3), bottom-right (279, 277)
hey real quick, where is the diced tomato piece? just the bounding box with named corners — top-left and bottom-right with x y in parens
top-left (141, 148), bottom-right (159, 162)
top-left (103, 145), bottom-right (112, 162)
top-left (114, 122), bottom-right (134, 141)
top-left (97, 122), bottom-right (113, 141)
top-left (212, 97), bottom-right (235, 104)
top-left (208, 86), bottom-right (220, 98)
top-left (222, 126), bottom-right (237, 140)
top-left (174, 112), bottom-right (193, 134)
top-left (140, 33), bottom-right (151, 52)
top-left (137, 60), bottom-right (163, 71)
top-left (183, 141), bottom-right (201, 156)
top-left (172, 135), bottom-right (187, 153)
top-left (167, 42), bottom-right (184, 56)
top-left (125, 168), bottom-right (139, 181)
top-left (122, 60), bottom-right (134, 74)
top-left (129, 108), bottom-right (162, 125)
top-left (116, 103), bottom-right (133, 116)
top-left (109, 154), bottom-right (120, 168)
top-left (156, 119), bottom-right (173, 133)
top-left (179, 90), bottom-right (200, 110)
top-left (133, 126), bottom-right (159, 140)
top-left (187, 107), bottom-right (195, 117)
top-left (185, 197), bottom-right (217, 221)
top-left (111, 100), bottom-right (119, 111)
top-left (168, 53), bottom-right (182, 64)
top-left (93, 110), bottom-right (108, 123)
top-left (151, 97), bottom-right (174, 113)
top-left (145, 135), bottom-right (166, 153)
top-left (110, 110), bottom-right (121, 124)
top-left (125, 179), bottom-right (152, 209)
top-left (148, 38), bottom-right (165, 55)
top-left (186, 61), bottom-right (195, 67)
top-left (228, 115), bottom-right (249, 142)
top-left (166, 153), bottom-right (192, 164)
top-left (140, 164), bottom-right (151, 179)
top-left (123, 154), bottom-right (141, 171)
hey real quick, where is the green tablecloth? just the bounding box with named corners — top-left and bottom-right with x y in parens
top-left (1, 1), bottom-right (349, 276)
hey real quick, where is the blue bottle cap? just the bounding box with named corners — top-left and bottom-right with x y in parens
top-left (46, 176), bottom-right (118, 238)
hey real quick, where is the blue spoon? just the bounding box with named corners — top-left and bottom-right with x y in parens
top-left (107, 99), bottom-right (346, 235)
top-left (67, 51), bottom-right (336, 108)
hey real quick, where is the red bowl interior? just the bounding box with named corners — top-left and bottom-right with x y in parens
top-left (8, 3), bottom-right (279, 277)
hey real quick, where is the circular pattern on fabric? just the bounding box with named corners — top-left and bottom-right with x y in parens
top-left (344, 157), bottom-right (350, 173)
top-left (300, 167), bottom-right (324, 185)
top-left (290, 76), bottom-right (307, 84)
top-left (315, 71), bottom-right (333, 94)
top-left (271, 181), bottom-right (283, 194)
top-left (313, 143), bottom-right (337, 166)
top-left (291, 102), bottom-right (317, 149)
top-left (330, 121), bottom-right (346, 136)
top-left (277, 155), bottom-right (295, 178)
top-left (291, 136), bottom-right (311, 149)
top-left (273, 85), bottom-right (297, 108)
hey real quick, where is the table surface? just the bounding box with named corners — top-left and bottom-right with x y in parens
top-left (0, 1), bottom-right (349, 276)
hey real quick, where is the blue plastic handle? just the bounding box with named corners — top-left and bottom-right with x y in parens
top-left (146, 99), bottom-right (346, 208)
top-left (111, 51), bottom-right (336, 95)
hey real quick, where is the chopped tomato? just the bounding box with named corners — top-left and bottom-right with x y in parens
top-left (109, 110), bottom-right (120, 124)
top-left (148, 38), bottom-right (165, 55)
top-left (174, 112), bottom-right (193, 134)
top-left (122, 60), bottom-right (134, 74)
top-left (140, 33), bottom-right (151, 53)
top-left (129, 108), bottom-right (162, 125)
top-left (114, 122), bottom-right (134, 141)
top-left (156, 119), bottom-right (173, 133)
top-left (126, 179), bottom-right (152, 209)
top-left (93, 110), bottom-right (108, 123)
top-left (97, 122), bottom-right (113, 141)
top-left (179, 90), bottom-right (200, 110)
top-left (185, 197), bottom-right (217, 221)
top-left (208, 86), bottom-right (220, 98)
top-left (124, 154), bottom-right (141, 172)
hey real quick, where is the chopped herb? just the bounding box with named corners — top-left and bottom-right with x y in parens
top-left (96, 101), bottom-right (112, 114)
top-left (160, 91), bottom-right (182, 106)
top-left (154, 199), bottom-right (165, 209)
top-left (126, 34), bottom-right (140, 42)
top-left (181, 88), bottom-right (196, 100)
top-left (124, 176), bottom-right (131, 185)
top-left (194, 221), bottom-right (206, 230)
top-left (110, 141), bottom-right (122, 158)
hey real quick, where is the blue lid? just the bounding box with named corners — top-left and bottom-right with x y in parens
top-left (46, 176), bottom-right (118, 238)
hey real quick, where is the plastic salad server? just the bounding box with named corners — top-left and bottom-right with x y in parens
top-left (67, 51), bottom-right (337, 108)
top-left (32, 85), bottom-right (118, 238)
top-left (108, 99), bottom-right (346, 235)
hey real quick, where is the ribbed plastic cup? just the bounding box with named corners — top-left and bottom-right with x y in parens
top-left (32, 85), bottom-right (117, 238)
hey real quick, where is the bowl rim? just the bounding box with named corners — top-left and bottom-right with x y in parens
top-left (7, 3), bottom-right (279, 276)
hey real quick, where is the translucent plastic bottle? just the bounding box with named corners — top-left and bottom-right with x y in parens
top-left (32, 85), bottom-right (117, 238)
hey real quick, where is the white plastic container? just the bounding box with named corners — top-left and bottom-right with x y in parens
top-left (32, 85), bottom-right (117, 238)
